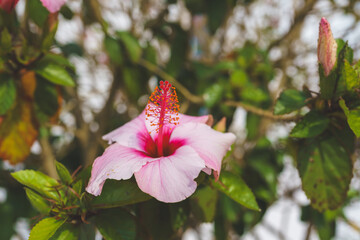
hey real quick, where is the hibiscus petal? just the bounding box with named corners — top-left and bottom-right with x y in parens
top-left (134, 146), bottom-right (205, 203)
top-left (40, 0), bottom-right (66, 13)
top-left (202, 167), bottom-right (212, 175)
top-left (86, 143), bottom-right (154, 196)
top-left (179, 113), bottom-right (213, 126)
top-left (102, 110), bottom-right (148, 149)
top-left (170, 122), bottom-right (236, 180)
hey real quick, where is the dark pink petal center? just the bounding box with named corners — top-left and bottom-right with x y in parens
top-left (138, 128), bottom-right (185, 158)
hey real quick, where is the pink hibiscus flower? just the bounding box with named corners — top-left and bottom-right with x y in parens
top-left (86, 81), bottom-right (236, 203)
top-left (40, 0), bottom-right (66, 13)
top-left (0, 0), bottom-right (19, 13)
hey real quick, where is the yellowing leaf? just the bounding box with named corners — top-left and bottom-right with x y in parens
top-left (0, 99), bottom-right (38, 164)
top-left (21, 70), bottom-right (37, 99)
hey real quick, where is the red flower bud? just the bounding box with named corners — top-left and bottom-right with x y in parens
top-left (317, 17), bottom-right (337, 76)
top-left (0, 0), bottom-right (19, 13)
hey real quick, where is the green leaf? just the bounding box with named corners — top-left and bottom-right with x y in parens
top-left (116, 31), bottom-right (142, 63)
top-left (0, 201), bottom-right (16, 239)
top-left (290, 111), bottom-right (330, 138)
top-left (298, 137), bottom-right (352, 211)
top-left (301, 205), bottom-right (336, 240)
top-left (212, 171), bottom-right (260, 211)
top-left (95, 208), bottom-right (136, 240)
top-left (104, 36), bottom-right (123, 65)
top-left (343, 60), bottom-right (359, 91)
top-left (41, 54), bottom-right (75, 70)
top-left (336, 39), bottom-right (353, 64)
top-left (138, 200), bottom-right (174, 239)
top-left (274, 89), bottom-right (307, 115)
top-left (190, 186), bottom-right (218, 222)
top-left (123, 68), bottom-right (141, 100)
top-left (143, 44), bottom-right (157, 64)
top-left (11, 170), bottom-right (62, 200)
top-left (166, 25), bottom-right (188, 77)
top-left (60, 5), bottom-right (74, 20)
top-left (34, 62), bottom-right (75, 87)
top-left (207, 0), bottom-right (228, 34)
top-left (25, 188), bottom-right (51, 214)
top-left (91, 179), bottom-right (151, 209)
top-left (246, 113), bottom-right (261, 140)
top-left (214, 61), bottom-right (237, 71)
top-left (60, 43), bottom-right (84, 57)
top-left (203, 83), bottom-right (224, 108)
top-left (169, 204), bottom-right (188, 231)
top-left (241, 84), bottom-right (269, 104)
top-left (50, 223), bottom-right (79, 240)
top-left (35, 76), bottom-right (59, 117)
top-left (0, 28), bottom-right (12, 52)
top-left (41, 21), bottom-right (59, 51)
top-left (0, 73), bottom-right (16, 115)
top-left (55, 161), bottom-right (73, 185)
top-left (29, 217), bottom-right (65, 240)
top-left (339, 99), bottom-right (360, 137)
top-left (230, 69), bottom-right (248, 88)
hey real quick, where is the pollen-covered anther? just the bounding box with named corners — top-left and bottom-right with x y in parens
top-left (145, 81), bottom-right (180, 134)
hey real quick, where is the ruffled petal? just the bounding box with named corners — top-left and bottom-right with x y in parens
top-left (86, 143), bottom-right (154, 196)
top-left (170, 122), bottom-right (236, 180)
top-left (179, 113), bottom-right (212, 126)
top-left (40, 0), bottom-right (66, 13)
top-left (134, 146), bottom-right (205, 203)
top-left (202, 167), bottom-right (212, 175)
top-left (103, 110), bottom-right (148, 151)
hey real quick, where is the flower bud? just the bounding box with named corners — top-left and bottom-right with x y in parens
top-left (40, 0), bottom-right (66, 13)
top-left (317, 17), bottom-right (337, 76)
top-left (0, 0), bottom-right (19, 13)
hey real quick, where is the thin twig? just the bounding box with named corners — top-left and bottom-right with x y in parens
top-left (342, 217), bottom-right (360, 233)
top-left (262, 222), bottom-right (286, 240)
top-left (39, 135), bottom-right (58, 179)
top-left (304, 222), bottom-right (312, 240)
top-left (225, 101), bottom-right (301, 121)
top-left (138, 58), bottom-right (204, 104)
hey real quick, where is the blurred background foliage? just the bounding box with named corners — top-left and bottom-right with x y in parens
top-left (1, 0), bottom-right (360, 239)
